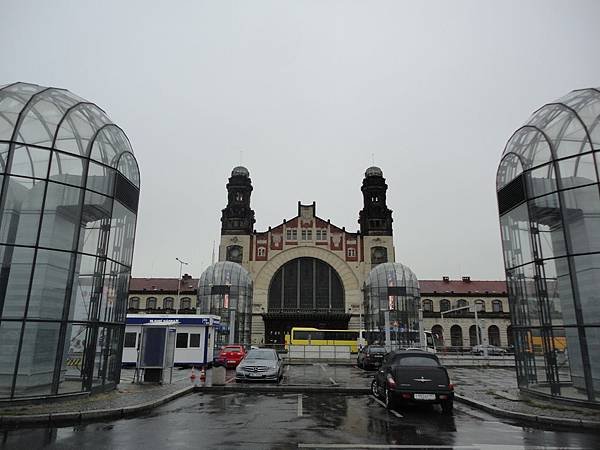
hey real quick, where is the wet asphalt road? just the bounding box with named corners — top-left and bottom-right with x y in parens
top-left (2, 392), bottom-right (599, 449)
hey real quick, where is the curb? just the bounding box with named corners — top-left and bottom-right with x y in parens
top-left (0, 385), bottom-right (194, 428)
top-left (454, 394), bottom-right (600, 430)
top-left (195, 384), bottom-right (370, 394)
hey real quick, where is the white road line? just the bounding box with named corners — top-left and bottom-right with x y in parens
top-left (297, 394), bottom-right (303, 417)
top-left (369, 395), bottom-right (403, 417)
top-left (328, 377), bottom-right (337, 385)
top-left (298, 446), bottom-right (587, 449)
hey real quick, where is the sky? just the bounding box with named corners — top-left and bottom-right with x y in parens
top-left (2, 0), bottom-right (599, 281)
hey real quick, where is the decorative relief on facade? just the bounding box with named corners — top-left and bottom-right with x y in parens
top-left (331, 233), bottom-right (342, 250)
top-left (271, 232), bottom-right (283, 250)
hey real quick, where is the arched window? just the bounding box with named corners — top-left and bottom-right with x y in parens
top-left (450, 325), bottom-right (463, 347)
top-left (164, 297), bottom-right (174, 309)
top-left (146, 297), bottom-right (157, 309)
top-left (180, 297), bottom-right (191, 309)
top-left (457, 299), bottom-right (468, 309)
top-left (268, 257), bottom-right (344, 312)
top-left (422, 299), bottom-right (433, 312)
top-left (469, 325), bottom-right (482, 347)
top-left (440, 299), bottom-right (450, 312)
top-left (258, 247), bottom-right (266, 257)
top-left (488, 325), bottom-right (501, 346)
top-left (431, 325), bottom-right (444, 346)
top-left (475, 300), bottom-right (485, 312)
top-left (129, 297), bottom-right (140, 309)
top-left (507, 325), bottom-right (514, 348)
top-left (492, 300), bottom-right (503, 312)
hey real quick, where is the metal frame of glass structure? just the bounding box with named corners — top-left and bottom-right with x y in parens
top-left (198, 261), bottom-right (253, 348)
top-left (0, 82), bottom-right (140, 400)
top-left (497, 87), bottom-right (600, 403)
top-left (363, 262), bottom-right (421, 349)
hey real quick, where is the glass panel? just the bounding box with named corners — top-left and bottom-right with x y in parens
top-left (315, 259), bottom-right (329, 310)
top-left (0, 176), bottom-right (45, 246)
top-left (38, 182), bottom-right (82, 251)
top-left (268, 270), bottom-right (282, 311)
top-left (572, 254), bottom-right (600, 326)
top-left (586, 327), bottom-right (600, 399)
top-left (107, 200), bottom-right (137, 266)
top-left (0, 142), bottom-right (8, 173)
top-left (9, 145), bottom-right (50, 179)
top-left (68, 254), bottom-right (104, 322)
top-left (79, 190), bottom-right (113, 256)
top-left (499, 202), bottom-right (533, 269)
top-left (299, 257), bottom-right (313, 310)
top-left (17, 98), bottom-right (64, 148)
top-left (283, 260), bottom-right (297, 309)
top-left (0, 245), bottom-right (35, 319)
top-left (557, 153), bottom-right (598, 190)
top-left (54, 104), bottom-right (109, 156)
top-left (105, 325), bottom-right (123, 384)
top-left (529, 193), bottom-right (566, 260)
top-left (26, 249), bottom-right (72, 320)
top-left (0, 321), bottom-right (22, 398)
top-left (86, 161), bottom-right (114, 196)
top-left (57, 322), bottom-right (89, 394)
top-left (117, 152), bottom-right (140, 188)
top-left (13, 321), bottom-right (61, 397)
top-left (526, 163), bottom-right (556, 198)
top-left (49, 152), bottom-right (85, 186)
top-left (562, 185), bottom-right (600, 254)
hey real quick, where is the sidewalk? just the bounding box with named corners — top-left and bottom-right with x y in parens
top-left (449, 367), bottom-right (600, 429)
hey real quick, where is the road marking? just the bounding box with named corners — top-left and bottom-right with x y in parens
top-left (225, 376), bottom-right (235, 384)
top-left (298, 446), bottom-right (586, 449)
top-left (369, 395), bottom-right (403, 417)
top-left (328, 377), bottom-right (337, 385)
top-left (297, 394), bottom-right (303, 417)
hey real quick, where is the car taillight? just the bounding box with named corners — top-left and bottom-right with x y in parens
top-left (448, 383), bottom-right (454, 391)
top-left (401, 393), bottom-right (412, 399)
top-left (386, 374), bottom-right (396, 388)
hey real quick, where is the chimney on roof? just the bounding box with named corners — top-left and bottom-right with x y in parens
top-left (462, 276), bottom-right (471, 282)
top-left (442, 276), bottom-right (450, 282)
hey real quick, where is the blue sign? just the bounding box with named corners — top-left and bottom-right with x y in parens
top-left (127, 316), bottom-right (215, 326)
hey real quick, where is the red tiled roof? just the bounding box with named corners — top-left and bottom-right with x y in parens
top-left (420, 280), bottom-right (507, 295)
top-left (129, 277), bottom-right (198, 293)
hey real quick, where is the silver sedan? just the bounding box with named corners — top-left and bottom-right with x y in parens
top-left (235, 348), bottom-right (283, 382)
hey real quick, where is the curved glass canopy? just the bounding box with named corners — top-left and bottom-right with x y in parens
top-left (496, 87), bottom-right (600, 403)
top-left (0, 82), bottom-right (140, 400)
top-left (363, 262), bottom-right (421, 350)
top-left (198, 261), bottom-right (253, 348)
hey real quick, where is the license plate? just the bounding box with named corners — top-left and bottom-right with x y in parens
top-left (248, 373), bottom-right (262, 378)
top-left (228, 360), bottom-right (236, 363)
top-left (413, 393), bottom-right (436, 400)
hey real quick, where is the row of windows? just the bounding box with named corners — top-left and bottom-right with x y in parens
top-left (128, 296), bottom-right (193, 309)
top-left (124, 331), bottom-right (201, 349)
top-left (285, 229), bottom-right (329, 241)
top-left (422, 299), bottom-right (504, 313)
top-left (431, 324), bottom-right (506, 347)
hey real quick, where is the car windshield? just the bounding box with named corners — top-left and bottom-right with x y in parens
top-left (245, 349), bottom-right (276, 360)
top-left (368, 347), bottom-right (386, 354)
top-left (393, 356), bottom-right (439, 367)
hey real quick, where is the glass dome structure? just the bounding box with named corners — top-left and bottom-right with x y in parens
top-left (198, 261), bottom-right (253, 348)
top-left (363, 262), bottom-right (421, 350)
top-left (497, 87), bottom-right (600, 403)
top-left (0, 82), bottom-right (140, 400)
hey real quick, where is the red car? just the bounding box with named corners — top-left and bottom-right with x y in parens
top-left (217, 345), bottom-right (246, 368)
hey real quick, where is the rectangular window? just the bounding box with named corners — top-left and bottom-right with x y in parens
top-left (301, 230), bottom-right (307, 240)
top-left (286, 228), bottom-right (298, 240)
top-left (124, 332), bottom-right (137, 348)
top-left (189, 333), bottom-right (201, 348)
top-left (176, 332), bottom-right (188, 348)
top-left (302, 230), bottom-right (313, 240)
top-left (347, 248), bottom-right (356, 257)
top-left (316, 229), bottom-right (327, 240)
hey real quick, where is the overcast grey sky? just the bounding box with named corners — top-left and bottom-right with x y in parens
top-left (2, 0), bottom-right (599, 281)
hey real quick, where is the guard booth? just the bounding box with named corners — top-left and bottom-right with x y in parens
top-left (135, 321), bottom-right (177, 384)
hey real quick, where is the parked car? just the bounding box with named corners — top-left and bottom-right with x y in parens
top-left (371, 350), bottom-right (454, 413)
top-left (357, 345), bottom-right (387, 369)
top-left (471, 345), bottom-right (507, 356)
top-left (217, 344), bottom-right (246, 368)
top-left (235, 348), bottom-right (283, 382)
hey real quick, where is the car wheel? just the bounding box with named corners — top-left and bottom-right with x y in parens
top-left (371, 379), bottom-right (379, 398)
top-left (441, 400), bottom-right (453, 414)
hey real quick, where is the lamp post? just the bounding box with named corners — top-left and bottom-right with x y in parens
top-left (176, 257), bottom-right (189, 311)
top-left (441, 304), bottom-right (483, 355)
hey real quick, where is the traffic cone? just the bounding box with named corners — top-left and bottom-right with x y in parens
top-left (199, 367), bottom-right (206, 381)
top-left (190, 366), bottom-right (196, 380)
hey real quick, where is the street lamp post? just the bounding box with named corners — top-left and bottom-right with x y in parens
top-left (176, 257), bottom-right (189, 311)
top-left (441, 304), bottom-right (483, 355)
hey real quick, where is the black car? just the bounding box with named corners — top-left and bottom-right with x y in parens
top-left (371, 350), bottom-right (454, 413)
top-left (357, 345), bottom-right (387, 369)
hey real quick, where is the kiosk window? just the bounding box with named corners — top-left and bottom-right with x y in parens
top-left (124, 332), bottom-right (137, 348)
top-left (190, 333), bottom-right (201, 347)
top-left (176, 333), bottom-right (188, 348)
